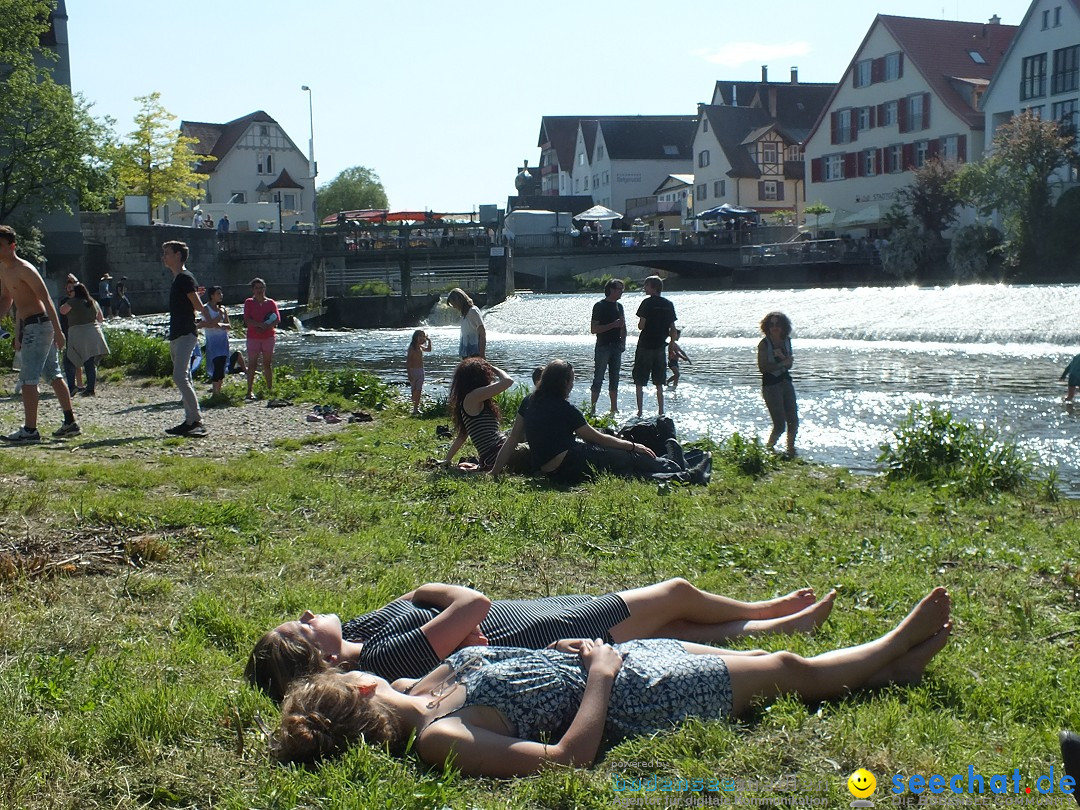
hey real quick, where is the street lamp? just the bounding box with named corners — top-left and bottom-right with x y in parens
top-left (301, 85), bottom-right (317, 228)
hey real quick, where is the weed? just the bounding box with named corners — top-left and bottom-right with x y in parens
top-left (716, 432), bottom-right (779, 477)
top-left (348, 280), bottom-right (393, 296)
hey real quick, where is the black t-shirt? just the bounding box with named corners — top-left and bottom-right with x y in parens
top-left (591, 299), bottom-right (625, 348)
top-left (169, 269), bottom-right (198, 340)
top-left (635, 295), bottom-right (677, 349)
top-left (519, 394), bottom-right (587, 467)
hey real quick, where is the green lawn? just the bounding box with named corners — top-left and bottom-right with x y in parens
top-left (1, 392), bottom-right (1078, 809)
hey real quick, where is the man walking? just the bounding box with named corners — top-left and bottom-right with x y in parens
top-left (589, 277), bottom-right (626, 413)
top-left (0, 225), bottom-right (80, 443)
top-left (161, 240), bottom-right (211, 437)
top-left (633, 275), bottom-right (678, 417)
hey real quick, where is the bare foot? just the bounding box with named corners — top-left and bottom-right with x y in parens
top-left (741, 590), bottom-right (837, 636)
top-left (751, 588), bottom-right (817, 619)
top-left (867, 622), bottom-right (952, 688)
top-left (893, 588), bottom-right (951, 650)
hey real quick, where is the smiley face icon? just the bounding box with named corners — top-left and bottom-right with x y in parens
top-left (847, 768), bottom-right (877, 799)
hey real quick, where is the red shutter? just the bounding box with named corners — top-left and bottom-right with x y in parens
top-left (903, 143), bottom-right (915, 169)
top-left (958, 135), bottom-right (967, 162)
top-left (856, 151), bottom-right (864, 177)
top-left (777, 182), bottom-right (785, 201)
top-left (831, 111), bottom-right (839, 144)
top-left (898, 98), bottom-right (908, 133)
top-left (811, 158), bottom-right (823, 182)
top-left (844, 152), bottom-right (858, 178)
top-left (922, 93), bottom-right (931, 129)
top-left (872, 57), bottom-right (884, 83)
top-left (897, 52), bottom-right (904, 78)
top-left (758, 181), bottom-right (766, 198)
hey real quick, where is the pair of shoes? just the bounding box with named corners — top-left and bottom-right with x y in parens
top-left (165, 420), bottom-right (206, 436)
top-left (688, 452), bottom-right (713, 485)
top-left (80, 389), bottom-right (95, 397)
top-left (2, 426), bottom-right (41, 444)
top-left (324, 412), bottom-right (343, 424)
top-left (663, 438), bottom-right (687, 470)
top-left (186, 422), bottom-right (208, 437)
top-left (53, 421), bottom-right (81, 438)
top-left (435, 424), bottom-right (452, 437)
top-left (266, 399), bottom-right (290, 408)
top-left (785, 446), bottom-right (798, 459)
top-left (306, 412), bottom-right (323, 422)
top-left (245, 394), bottom-right (257, 401)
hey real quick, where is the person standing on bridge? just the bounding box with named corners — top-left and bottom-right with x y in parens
top-left (447, 288), bottom-right (485, 359)
top-left (589, 277), bottom-right (625, 413)
top-left (633, 275), bottom-right (678, 417)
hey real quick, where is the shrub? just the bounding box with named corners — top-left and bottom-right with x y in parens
top-left (716, 432), bottom-right (779, 478)
top-left (948, 223), bottom-right (1003, 280)
top-left (99, 329), bottom-right (172, 377)
top-left (494, 384), bottom-right (530, 423)
top-left (273, 365), bottom-right (401, 411)
top-left (348, 280), bottom-right (393, 296)
top-left (0, 316), bottom-right (13, 368)
top-left (878, 404), bottom-right (1035, 496)
top-left (880, 227), bottom-right (928, 280)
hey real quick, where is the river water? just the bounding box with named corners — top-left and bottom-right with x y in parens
top-left (272, 285), bottom-right (1080, 494)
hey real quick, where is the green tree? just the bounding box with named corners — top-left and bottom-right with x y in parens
top-left (318, 165), bottom-right (389, 218)
top-left (114, 92), bottom-right (213, 214)
top-left (804, 201), bottom-right (830, 239)
top-left (953, 111), bottom-right (1076, 267)
top-left (0, 0), bottom-right (115, 224)
top-left (894, 157), bottom-right (962, 241)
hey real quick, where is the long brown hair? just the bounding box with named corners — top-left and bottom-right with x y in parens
top-left (245, 627), bottom-right (332, 703)
top-left (448, 357), bottom-right (501, 432)
top-left (535, 359), bottom-right (574, 400)
top-left (759, 311), bottom-right (792, 338)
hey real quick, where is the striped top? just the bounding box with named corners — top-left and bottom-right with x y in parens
top-left (460, 405), bottom-right (504, 468)
top-left (343, 593), bottom-right (630, 682)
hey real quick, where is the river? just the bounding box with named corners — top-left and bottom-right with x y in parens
top-left (271, 285), bottom-right (1080, 494)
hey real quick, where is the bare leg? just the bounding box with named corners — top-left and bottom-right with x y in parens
top-left (635, 385), bottom-right (644, 417)
top-left (246, 354), bottom-right (257, 397)
top-left (609, 579), bottom-right (822, 643)
top-left (608, 388), bottom-right (618, 413)
top-left (50, 376), bottom-right (73, 412)
top-left (656, 384), bottom-right (665, 416)
top-left (264, 356), bottom-right (274, 395)
top-left (725, 588), bottom-right (950, 716)
top-left (21, 384), bottom-right (39, 430)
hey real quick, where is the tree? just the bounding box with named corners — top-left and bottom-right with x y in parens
top-left (0, 0), bottom-right (115, 224)
top-left (318, 165), bottom-right (389, 218)
top-left (804, 201), bottom-right (830, 239)
top-left (113, 92), bottom-right (213, 215)
top-left (953, 111), bottom-right (1076, 267)
top-left (894, 157), bottom-right (962, 241)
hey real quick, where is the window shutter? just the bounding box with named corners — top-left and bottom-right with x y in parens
top-left (877, 103), bottom-right (886, 124)
top-left (903, 143), bottom-right (915, 169)
top-left (758, 181), bottom-right (766, 198)
top-left (922, 93), bottom-right (931, 129)
top-left (897, 52), bottom-right (904, 78)
top-left (877, 148), bottom-right (885, 171)
top-left (872, 57), bottom-right (884, 83)
top-left (850, 114), bottom-right (858, 142)
top-left (831, 112), bottom-right (839, 144)
top-left (869, 106), bottom-right (877, 128)
top-left (844, 152), bottom-right (858, 178)
top-left (929, 139), bottom-right (941, 158)
top-left (777, 182), bottom-right (785, 201)
top-left (958, 135), bottom-right (967, 162)
top-left (811, 158), bottom-right (823, 182)
top-left (898, 99), bottom-right (908, 133)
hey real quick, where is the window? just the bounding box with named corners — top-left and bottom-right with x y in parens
top-left (1022, 54), bottom-right (1048, 100)
top-left (884, 52), bottom-right (902, 81)
top-left (857, 106), bottom-right (871, 131)
top-left (283, 193), bottom-right (296, 210)
top-left (574, 178), bottom-right (580, 192)
top-left (907, 95), bottom-right (925, 130)
top-left (862, 149), bottom-right (877, 176)
top-left (837, 109), bottom-right (852, 143)
top-left (578, 153), bottom-right (585, 166)
top-left (229, 191), bottom-right (246, 204)
top-left (1053, 46), bottom-right (1080, 94)
top-left (584, 176), bottom-right (589, 190)
top-left (698, 150), bottom-right (710, 168)
top-left (941, 135), bottom-right (959, 161)
top-left (697, 183), bottom-right (707, 201)
top-left (1052, 99), bottom-right (1078, 136)
top-left (786, 145), bottom-right (803, 161)
top-left (597, 146), bottom-right (604, 159)
top-left (714, 179), bottom-right (725, 197)
top-left (1055, 6), bottom-right (1062, 26)
top-left (886, 143), bottom-right (904, 173)
top-left (762, 142), bottom-right (778, 163)
top-left (603, 171), bottom-right (609, 185)
top-left (1027, 105), bottom-right (1046, 118)
top-left (762, 180), bottom-right (778, 200)
top-left (1043, 9), bottom-right (1050, 29)
top-left (257, 154), bottom-right (273, 174)
top-left (662, 145), bottom-right (679, 156)
top-left (883, 100), bottom-right (898, 126)
top-left (854, 59), bottom-right (872, 87)
top-left (259, 125), bottom-right (269, 136)
top-left (969, 51), bottom-right (987, 65)
top-left (825, 153), bottom-right (844, 181)
top-left (915, 140), bottom-right (930, 169)
top-left (703, 118), bottom-right (709, 133)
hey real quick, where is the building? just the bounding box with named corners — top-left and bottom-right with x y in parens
top-left (981, 0), bottom-right (1080, 189)
top-left (802, 14), bottom-right (1017, 231)
top-left (178, 111), bottom-right (313, 231)
top-left (536, 116), bottom-right (583, 197)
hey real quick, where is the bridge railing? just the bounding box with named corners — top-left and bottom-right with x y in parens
top-left (740, 238), bottom-right (882, 266)
top-left (325, 266), bottom-right (487, 296)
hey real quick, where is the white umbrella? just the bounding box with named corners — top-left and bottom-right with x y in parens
top-left (574, 204), bottom-right (622, 221)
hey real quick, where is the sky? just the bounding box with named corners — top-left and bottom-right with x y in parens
top-left (67, 0), bottom-right (1033, 213)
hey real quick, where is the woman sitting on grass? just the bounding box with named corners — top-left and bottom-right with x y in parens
top-left (490, 358), bottom-right (709, 485)
top-left (444, 357), bottom-right (514, 471)
top-left (246, 581), bottom-right (836, 702)
top-left (273, 589), bottom-right (952, 776)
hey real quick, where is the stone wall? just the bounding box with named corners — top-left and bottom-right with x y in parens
top-left (79, 212), bottom-right (316, 312)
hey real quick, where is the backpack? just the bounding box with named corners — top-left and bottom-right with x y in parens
top-left (616, 415), bottom-right (676, 455)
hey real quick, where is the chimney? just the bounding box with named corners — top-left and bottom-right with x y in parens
top-left (732, 83), bottom-right (738, 106)
top-left (791, 66), bottom-right (799, 84)
top-left (988, 14), bottom-right (1000, 24)
top-left (761, 65), bottom-right (769, 83)
top-left (697, 102), bottom-right (705, 116)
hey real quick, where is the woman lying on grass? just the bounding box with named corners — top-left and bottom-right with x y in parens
top-left (246, 580), bottom-right (837, 702)
top-left (273, 589), bottom-right (952, 776)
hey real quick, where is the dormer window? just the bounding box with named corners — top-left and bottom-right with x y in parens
top-left (703, 118), bottom-right (709, 133)
top-left (969, 51), bottom-right (987, 65)
top-left (663, 145), bottom-right (679, 156)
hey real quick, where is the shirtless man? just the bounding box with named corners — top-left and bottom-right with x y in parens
top-left (0, 226), bottom-right (80, 444)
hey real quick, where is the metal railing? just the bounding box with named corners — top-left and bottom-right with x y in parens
top-left (740, 238), bottom-right (882, 266)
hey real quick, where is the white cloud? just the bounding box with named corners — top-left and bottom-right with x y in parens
top-left (695, 42), bottom-right (812, 67)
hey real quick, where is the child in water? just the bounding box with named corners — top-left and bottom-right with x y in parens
top-left (1062, 353), bottom-right (1080, 402)
top-left (666, 329), bottom-right (691, 390)
top-left (407, 329), bottom-right (432, 415)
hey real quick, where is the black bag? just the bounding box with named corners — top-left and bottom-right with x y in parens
top-left (616, 415), bottom-right (676, 455)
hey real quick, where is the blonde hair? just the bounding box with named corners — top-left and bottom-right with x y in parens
top-left (273, 672), bottom-right (408, 765)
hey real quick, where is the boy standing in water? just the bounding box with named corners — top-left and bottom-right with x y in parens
top-left (666, 329), bottom-right (691, 391)
top-left (406, 329), bottom-right (432, 416)
top-left (1062, 353), bottom-right (1080, 402)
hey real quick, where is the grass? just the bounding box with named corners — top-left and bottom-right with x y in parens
top-left (0, 370), bottom-right (1079, 808)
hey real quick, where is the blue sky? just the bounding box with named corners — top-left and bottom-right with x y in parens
top-left (67, 0), bottom-right (1032, 212)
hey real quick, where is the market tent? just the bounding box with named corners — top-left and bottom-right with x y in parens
top-left (840, 203), bottom-right (889, 228)
top-left (574, 204), bottom-right (622, 221)
top-left (696, 203), bottom-right (758, 220)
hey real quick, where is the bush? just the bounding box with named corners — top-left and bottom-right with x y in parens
top-left (348, 280), bottom-right (393, 296)
top-left (273, 365), bottom-right (401, 411)
top-left (99, 329), bottom-right (172, 377)
top-left (716, 432), bottom-right (779, 478)
top-left (494, 384), bottom-right (530, 423)
top-left (0, 316), bottom-right (13, 368)
top-left (881, 227), bottom-right (929, 280)
top-left (948, 224), bottom-right (1003, 280)
top-left (878, 404), bottom-right (1035, 496)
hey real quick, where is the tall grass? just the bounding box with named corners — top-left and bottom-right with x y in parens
top-left (99, 329), bottom-right (173, 377)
